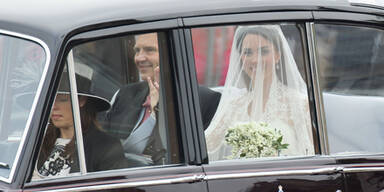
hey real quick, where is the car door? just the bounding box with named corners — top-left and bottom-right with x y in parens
top-left (183, 11), bottom-right (347, 192)
top-left (312, 10), bottom-right (384, 192)
top-left (21, 19), bottom-right (208, 192)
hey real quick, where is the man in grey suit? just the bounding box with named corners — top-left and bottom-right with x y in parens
top-left (104, 33), bottom-right (221, 166)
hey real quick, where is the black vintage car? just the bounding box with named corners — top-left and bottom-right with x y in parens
top-left (1, 0), bottom-right (384, 191)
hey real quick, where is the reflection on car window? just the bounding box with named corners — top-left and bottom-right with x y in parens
top-left (100, 33), bottom-right (169, 166)
top-left (91, 32), bottom-right (181, 168)
top-left (0, 34), bottom-right (46, 179)
top-left (34, 64), bottom-right (129, 180)
top-left (33, 31), bottom-right (181, 181)
top-left (315, 24), bottom-right (384, 154)
top-left (34, 72), bottom-right (80, 179)
top-left (192, 24), bottom-right (314, 161)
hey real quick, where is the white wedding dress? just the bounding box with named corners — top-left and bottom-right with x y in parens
top-left (205, 25), bottom-right (314, 161)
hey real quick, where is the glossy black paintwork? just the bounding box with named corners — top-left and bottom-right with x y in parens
top-left (202, 157), bottom-right (344, 192)
top-left (207, 174), bottom-right (344, 192)
top-left (335, 155), bottom-right (384, 164)
top-left (89, 182), bottom-right (207, 192)
top-left (201, 155), bottom-right (384, 192)
top-left (345, 171), bottom-right (384, 192)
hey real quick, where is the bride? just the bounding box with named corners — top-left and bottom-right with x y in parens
top-left (205, 25), bottom-right (314, 161)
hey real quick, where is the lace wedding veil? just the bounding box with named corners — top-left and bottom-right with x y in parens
top-left (205, 25), bottom-right (314, 160)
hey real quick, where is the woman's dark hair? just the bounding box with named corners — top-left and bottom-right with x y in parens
top-left (37, 96), bottom-right (100, 169)
top-left (237, 26), bottom-right (287, 86)
top-left (236, 26), bottom-right (282, 53)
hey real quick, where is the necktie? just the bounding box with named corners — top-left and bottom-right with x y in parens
top-left (141, 95), bottom-right (151, 124)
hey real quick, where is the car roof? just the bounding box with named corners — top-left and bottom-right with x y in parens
top-left (0, 0), bottom-right (378, 49)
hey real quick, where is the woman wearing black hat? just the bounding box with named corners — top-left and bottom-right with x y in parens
top-left (35, 64), bottom-right (128, 179)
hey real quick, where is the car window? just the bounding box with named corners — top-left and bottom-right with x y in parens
top-left (32, 31), bottom-right (181, 180)
top-left (32, 70), bottom-right (83, 179)
top-left (0, 34), bottom-right (47, 179)
top-left (315, 24), bottom-right (384, 155)
top-left (191, 23), bottom-right (315, 161)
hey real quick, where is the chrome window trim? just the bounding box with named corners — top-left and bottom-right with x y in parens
top-left (27, 163), bottom-right (185, 185)
top-left (66, 51), bottom-right (87, 174)
top-left (305, 22), bottom-right (329, 155)
top-left (0, 29), bottom-right (51, 183)
top-left (204, 166), bottom-right (343, 180)
top-left (343, 167), bottom-right (384, 173)
top-left (34, 174), bottom-right (204, 192)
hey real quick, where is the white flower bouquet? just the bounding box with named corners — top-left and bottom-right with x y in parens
top-left (225, 122), bottom-right (288, 159)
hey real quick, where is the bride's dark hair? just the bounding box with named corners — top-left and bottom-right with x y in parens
top-left (235, 26), bottom-right (287, 88)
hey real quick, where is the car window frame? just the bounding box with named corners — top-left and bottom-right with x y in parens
top-left (182, 12), bottom-right (320, 163)
top-left (184, 10), bottom-right (384, 161)
top-left (24, 18), bottom-right (209, 190)
top-left (311, 12), bottom-right (384, 156)
top-left (67, 22), bottom-right (186, 175)
top-left (182, 9), bottom-right (384, 162)
top-left (0, 29), bottom-right (51, 183)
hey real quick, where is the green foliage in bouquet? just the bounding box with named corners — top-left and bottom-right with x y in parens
top-left (225, 122), bottom-right (289, 158)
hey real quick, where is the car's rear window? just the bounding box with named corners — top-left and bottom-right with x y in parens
top-left (0, 33), bottom-right (47, 180)
top-left (315, 24), bottom-right (384, 155)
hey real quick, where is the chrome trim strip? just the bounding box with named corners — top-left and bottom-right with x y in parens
top-left (67, 51), bottom-right (87, 174)
top-left (343, 167), bottom-right (384, 173)
top-left (204, 167), bottom-right (343, 180)
top-left (0, 29), bottom-right (51, 183)
top-left (37, 167), bottom-right (345, 191)
top-left (37, 175), bottom-right (203, 192)
top-left (27, 163), bottom-right (185, 186)
top-left (305, 22), bottom-right (329, 155)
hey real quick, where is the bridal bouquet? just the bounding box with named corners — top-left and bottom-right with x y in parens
top-left (225, 122), bottom-right (288, 158)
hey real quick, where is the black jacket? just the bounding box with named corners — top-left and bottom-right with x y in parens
top-left (72, 127), bottom-right (128, 172)
top-left (105, 82), bottom-right (149, 138)
top-left (103, 81), bottom-right (221, 165)
top-left (37, 126), bottom-right (128, 174)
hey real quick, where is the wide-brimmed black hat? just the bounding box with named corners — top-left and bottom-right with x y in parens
top-left (56, 63), bottom-right (111, 112)
top-left (16, 62), bottom-right (111, 112)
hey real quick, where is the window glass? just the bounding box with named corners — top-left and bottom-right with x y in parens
top-left (315, 24), bottom-right (384, 154)
top-left (33, 31), bottom-right (181, 180)
top-left (33, 71), bottom-right (80, 179)
top-left (192, 24), bottom-right (314, 161)
top-left (0, 34), bottom-right (46, 179)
